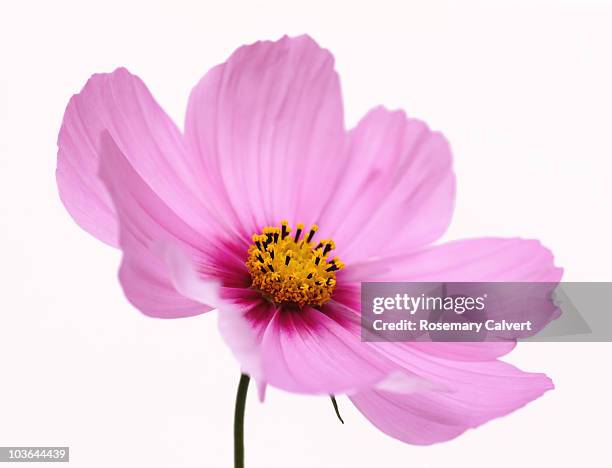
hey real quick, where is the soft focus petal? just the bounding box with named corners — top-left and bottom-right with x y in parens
top-left (57, 74), bottom-right (120, 246)
top-left (350, 358), bottom-right (553, 445)
top-left (118, 251), bottom-right (211, 318)
top-left (343, 237), bottom-right (563, 283)
top-left (98, 132), bottom-right (214, 318)
top-left (325, 107), bottom-right (455, 262)
top-left (185, 35), bottom-right (345, 236)
top-left (57, 67), bottom-right (218, 247)
top-left (160, 242), bottom-right (223, 308)
top-left (218, 296), bottom-right (275, 401)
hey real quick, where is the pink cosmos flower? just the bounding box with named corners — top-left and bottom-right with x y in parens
top-left (57, 35), bottom-right (562, 447)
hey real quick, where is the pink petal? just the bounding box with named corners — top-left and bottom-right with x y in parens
top-left (350, 358), bottom-right (553, 445)
top-left (338, 237), bottom-right (561, 360)
top-left (406, 341), bottom-right (516, 361)
top-left (333, 287), bottom-right (517, 361)
top-left (346, 256), bottom-right (557, 445)
top-left (98, 132), bottom-right (214, 318)
top-left (185, 35), bottom-right (345, 235)
top-left (218, 297), bottom-right (275, 401)
top-left (259, 301), bottom-right (393, 394)
top-left (342, 237), bottom-right (563, 282)
top-left (118, 251), bottom-right (211, 318)
top-left (325, 107), bottom-right (456, 262)
top-left (218, 288), bottom-right (396, 395)
top-left (160, 242), bottom-right (222, 308)
top-left (57, 67), bottom-right (217, 247)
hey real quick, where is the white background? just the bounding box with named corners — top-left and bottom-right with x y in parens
top-left (1, 1), bottom-right (611, 467)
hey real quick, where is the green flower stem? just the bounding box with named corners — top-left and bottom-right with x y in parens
top-left (234, 373), bottom-right (250, 468)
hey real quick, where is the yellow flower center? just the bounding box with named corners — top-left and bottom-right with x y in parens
top-left (246, 221), bottom-right (344, 307)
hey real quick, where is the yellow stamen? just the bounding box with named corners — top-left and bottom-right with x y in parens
top-left (246, 222), bottom-right (343, 307)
